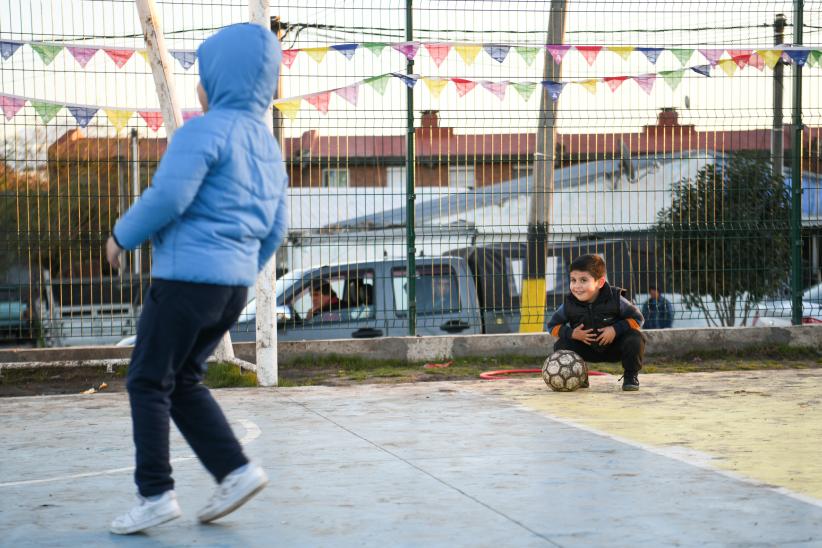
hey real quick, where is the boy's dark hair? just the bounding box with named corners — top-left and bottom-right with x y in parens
top-left (648, 284), bottom-right (658, 291)
top-left (569, 254), bottom-right (606, 279)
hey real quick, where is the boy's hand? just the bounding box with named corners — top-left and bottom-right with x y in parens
top-left (596, 326), bottom-right (616, 346)
top-left (571, 325), bottom-right (596, 345)
top-left (106, 236), bottom-right (122, 270)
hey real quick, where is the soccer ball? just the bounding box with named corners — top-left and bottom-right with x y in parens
top-left (542, 350), bottom-right (588, 392)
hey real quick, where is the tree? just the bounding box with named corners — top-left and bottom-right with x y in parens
top-left (654, 152), bottom-right (791, 326)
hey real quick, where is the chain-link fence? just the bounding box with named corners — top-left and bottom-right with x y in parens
top-left (1, 1), bottom-right (821, 347)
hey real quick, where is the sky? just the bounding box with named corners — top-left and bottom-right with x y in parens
top-left (0, 0), bottom-right (820, 149)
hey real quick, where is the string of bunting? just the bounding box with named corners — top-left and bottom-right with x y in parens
top-left (0, 54), bottom-right (793, 129)
top-left (1, 37), bottom-right (819, 71)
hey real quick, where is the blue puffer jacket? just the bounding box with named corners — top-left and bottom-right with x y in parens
top-left (113, 23), bottom-right (288, 287)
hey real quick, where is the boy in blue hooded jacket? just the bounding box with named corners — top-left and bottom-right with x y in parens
top-left (107, 24), bottom-right (287, 534)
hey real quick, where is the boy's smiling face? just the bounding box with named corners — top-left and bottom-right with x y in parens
top-left (569, 270), bottom-right (606, 303)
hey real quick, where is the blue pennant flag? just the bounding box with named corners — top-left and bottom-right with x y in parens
top-left (690, 64), bottom-right (712, 77)
top-left (330, 44), bottom-right (359, 60)
top-left (0, 40), bottom-right (22, 60)
top-left (68, 105), bottom-right (98, 128)
top-left (483, 44), bottom-right (510, 63)
top-left (637, 47), bottom-right (663, 64)
top-left (542, 81), bottom-right (565, 101)
top-left (785, 48), bottom-right (810, 66)
top-left (391, 72), bottom-right (418, 88)
top-left (170, 50), bottom-right (196, 70)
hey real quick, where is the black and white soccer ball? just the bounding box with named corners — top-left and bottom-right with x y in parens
top-left (542, 350), bottom-right (588, 392)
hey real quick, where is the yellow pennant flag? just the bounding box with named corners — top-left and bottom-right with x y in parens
top-left (137, 50), bottom-right (150, 64)
top-left (454, 44), bottom-right (481, 65)
top-left (274, 99), bottom-right (301, 121)
top-left (105, 109), bottom-right (133, 132)
top-left (579, 79), bottom-right (598, 94)
top-left (607, 46), bottom-right (635, 60)
top-left (717, 58), bottom-right (738, 76)
top-left (303, 47), bottom-right (329, 64)
top-left (423, 77), bottom-right (449, 100)
top-left (756, 49), bottom-right (782, 69)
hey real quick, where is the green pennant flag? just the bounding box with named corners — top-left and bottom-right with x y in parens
top-left (30, 43), bottom-right (62, 65)
top-left (670, 48), bottom-right (694, 66)
top-left (363, 42), bottom-right (388, 57)
top-left (511, 82), bottom-right (537, 101)
top-left (661, 69), bottom-right (684, 90)
top-left (515, 46), bottom-right (540, 66)
top-left (365, 74), bottom-right (391, 95)
top-left (30, 101), bottom-right (62, 123)
top-left (808, 50), bottom-right (822, 67)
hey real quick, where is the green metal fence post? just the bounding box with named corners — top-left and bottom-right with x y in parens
top-left (791, 0), bottom-right (804, 325)
top-left (405, 0), bottom-right (417, 335)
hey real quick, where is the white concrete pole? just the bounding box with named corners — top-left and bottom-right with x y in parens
top-left (250, 0), bottom-right (279, 387)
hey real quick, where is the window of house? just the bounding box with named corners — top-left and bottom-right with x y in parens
top-left (321, 168), bottom-right (349, 188)
top-left (512, 163), bottom-right (533, 180)
top-left (392, 265), bottom-right (460, 316)
top-left (387, 166), bottom-right (407, 188)
top-left (448, 165), bottom-right (475, 188)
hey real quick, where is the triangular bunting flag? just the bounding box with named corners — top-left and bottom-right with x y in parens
top-left (728, 49), bottom-right (752, 68)
top-left (365, 74), bottom-right (391, 95)
top-left (423, 77), bottom-right (449, 100)
top-left (660, 69), bottom-right (684, 90)
top-left (455, 44), bottom-right (481, 65)
top-left (303, 47), bottom-right (329, 64)
top-left (0, 40), bottom-right (22, 60)
top-left (607, 46), bottom-right (635, 60)
top-left (637, 47), bottom-right (663, 64)
top-left (392, 42), bottom-right (420, 60)
top-left (748, 52), bottom-right (765, 71)
top-left (546, 45), bottom-right (570, 64)
top-left (30, 101), bottom-right (61, 124)
top-left (392, 72), bottom-right (418, 88)
top-left (809, 50), bottom-right (822, 67)
top-left (511, 82), bottom-right (537, 101)
top-left (542, 81), bottom-right (565, 101)
top-left (451, 78), bottom-right (477, 97)
top-left (182, 110), bottom-right (202, 122)
top-left (634, 74), bottom-right (656, 95)
top-left (363, 43), bottom-right (388, 56)
top-left (785, 48), bottom-right (810, 66)
top-left (274, 99), bottom-right (301, 121)
top-left (483, 44), bottom-right (510, 64)
top-left (306, 92), bottom-right (331, 114)
top-left (170, 50), bottom-right (196, 70)
top-left (480, 81), bottom-right (507, 101)
top-left (579, 79), bottom-right (598, 94)
top-left (30, 43), bottom-right (62, 65)
top-left (576, 45), bottom-right (602, 65)
top-left (137, 50), bottom-right (150, 64)
top-left (139, 111), bottom-right (164, 132)
top-left (515, 46), bottom-right (540, 66)
top-left (67, 46), bottom-right (97, 67)
top-left (334, 83), bottom-right (360, 105)
top-left (690, 64), bottom-right (712, 77)
top-left (103, 48), bottom-right (134, 68)
top-left (0, 95), bottom-right (26, 120)
top-left (717, 58), bottom-right (738, 76)
top-left (105, 109), bottom-right (133, 132)
top-left (424, 43), bottom-right (451, 67)
top-left (281, 49), bottom-right (299, 68)
top-left (330, 44), bottom-right (358, 60)
top-left (68, 105), bottom-right (98, 127)
top-left (604, 76), bottom-right (628, 92)
top-left (670, 48), bottom-right (693, 66)
top-left (699, 48), bottom-right (724, 66)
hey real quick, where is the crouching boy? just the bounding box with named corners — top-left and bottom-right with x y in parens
top-left (547, 254), bottom-right (645, 391)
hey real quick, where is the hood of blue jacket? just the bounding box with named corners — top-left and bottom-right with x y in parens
top-left (197, 23), bottom-right (281, 116)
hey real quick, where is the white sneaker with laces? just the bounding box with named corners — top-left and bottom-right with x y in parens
top-left (197, 463), bottom-right (268, 524)
top-left (110, 490), bottom-right (182, 535)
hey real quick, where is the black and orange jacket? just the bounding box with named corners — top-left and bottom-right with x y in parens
top-left (547, 282), bottom-right (644, 348)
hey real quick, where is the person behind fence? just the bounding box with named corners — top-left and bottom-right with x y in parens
top-left (547, 254), bottom-right (645, 391)
top-left (641, 285), bottom-right (674, 329)
top-left (104, 24), bottom-right (287, 535)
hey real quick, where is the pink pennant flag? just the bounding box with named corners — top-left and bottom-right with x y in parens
top-left (0, 95), bottom-right (26, 120)
top-left (728, 49), bottom-right (752, 68)
top-left (576, 45), bottom-right (602, 66)
top-left (282, 49), bottom-right (299, 68)
top-left (451, 77), bottom-right (477, 97)
top-left (748, 52), bottom-right (765, 71)
top-left (67, 46), bottom-right (98, 68)
top-left (698, 48), bottom-right (724, 66)
top-left (138, 111), bottom-right (164, 132)
top-left (392, 42), bottom-right (420, 60)
top-left (306, 91), bottom-right (331, 114)
top-left (424, 43), bottom-right (451, 67)
top-left (182, 110), bottom-right (203, 122)
top-left (546, 45), bottom-right (570, 64)
top-left (334, 84), bottom-right (359, 106)
top-left (480, 81), bottom-right (507, 101)
top-left (633, 74), bottom-right (656, 95)
top-left (103, 48), bottom-right (134, 68)
top-left (604, 76), bottom-right (628, 92)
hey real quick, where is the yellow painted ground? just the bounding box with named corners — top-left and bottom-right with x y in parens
top-left (479, 369), bottom-right (822, 501)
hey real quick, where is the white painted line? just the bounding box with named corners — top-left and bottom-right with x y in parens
top-left (0, 418), bottom-right (261, 488)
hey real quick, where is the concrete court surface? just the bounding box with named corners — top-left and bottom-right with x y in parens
top-left (1, 370), bottom-right (821, 547)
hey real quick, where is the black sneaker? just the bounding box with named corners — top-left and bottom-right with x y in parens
top-left (621, 373), bottom-right (639, 391)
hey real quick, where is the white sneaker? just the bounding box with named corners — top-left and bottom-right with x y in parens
top-left (110, 490), bottom-right (182, 535)
top-left (197, 463), bottom-right (268, 524)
